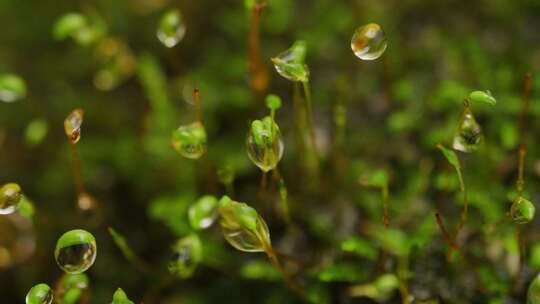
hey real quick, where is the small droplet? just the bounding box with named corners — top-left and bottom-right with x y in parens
top-left (246, 117), bottom-right (284, 172)
top-left (0, 183), bottom-right (22, 215)
top-left (168, 234), bottom-right (202, 278)
top-left (510, 196), bottom-right (535, 224)
top-left (219, 196), bottom-right (270, 252)
top-left (64, 109), bottom-right (84, 144)
top-left (157, 9), bottom-right (186, 48)
top-left (271, 41), bottom-right (309, 82)
top-left (55, 229), bottom-right (97, 274)
top-left (171, 122), bottom-right (207, 159)
top-left (351, 23), bottom-right (387, 61)
top-left (452, 107), bottom-right (482, 152)
top-left (25, 283), bottom-right (53, 304)
top-left (188, 195), bottom-right (219, 230)
top-left (0, 74), bottom-right (26, 103)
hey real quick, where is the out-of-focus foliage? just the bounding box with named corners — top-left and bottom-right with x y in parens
top-left (2, 0), bottom-right (540, 303)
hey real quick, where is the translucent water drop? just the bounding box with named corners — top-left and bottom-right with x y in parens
top-left (26, 283), bottom-right (53, 304)
top-left (271, 41), bottom-right (309, 82)
top-left (0, 183), bottom-right (22, 215)
top-left (528, 272), bottom-right (540, 304)
top-left (0, 74), bottom-right (26, 103)
top-left (168, 234), bottom-right (202, 278)
top-left (511, 196), bottom-right (535, 224)
top-left (112, 288), bottom-right (135, 304)
top-left (55, 273), bottom-right (89, 304)
top-left (351, 23), bottom-right (387, 61)
top-left (55, 229), bottom-right (97, 274)
top-left (246, 117), bottom-right (284, 172)
top-left (157, 9), bottom-right (186, 48)
top-left (219, 196), bottom-right (270, 252)
top-left (188, 195), bottom-right (219, 230)
top-left (452, 107), bottom-right (482, 152)
top-left (64, 109), bottom-right (84, 144)
top-left (171, 122), bottom-right (207, 159)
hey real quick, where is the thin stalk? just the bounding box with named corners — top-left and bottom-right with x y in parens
top-left (264, 244), bottom-right (305, 298)
top-left (382, 184), bottom-right (389, 227)
top-left (273, 167), bottom-right (291, 224)
top-left (69, 142), bottom-right (85, 196)
top-left (247, 2), bottom-right (268, 93)
top-left (435, 212), bottom-right (459, 251)
top-left (301, 81), bottom-right (320, 172)
top-left (194, 87), bottom-right (202, 124)
top-left (292, 82), bottom-right (307, 169)
top-left (397, 254), bottom-right (411, 304)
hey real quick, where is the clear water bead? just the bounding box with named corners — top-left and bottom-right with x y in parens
top-left (453, 107), bottom-right (482, 152)
top-left (25, 283), bottom-right (53, 304)
top-left (168, 234), bottom-right (202, 278)
top-left (246, 118), bottom-right (284, 172)
top-left (157, 9), bottom-right (186, 48)
top-left (171, 122), bottom-right (207, 159)
top-left (351, 23), bottom-right (388, 61)
top-left (64, 109), bottom-right (84, 144)
top-left (55, 229), bottom-right (97, 274)
top-left (0, 183), bottom-right (22, 215)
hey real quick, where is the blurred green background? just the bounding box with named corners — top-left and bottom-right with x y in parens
top-left (3, 0), bottom-right (540, 303)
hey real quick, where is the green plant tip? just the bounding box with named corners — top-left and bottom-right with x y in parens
top-left (511, 196), bottom-right (535, 224)
top-left (112, 288), bottom-right (135, 304)
top-left (272, 41), bottom-right (310, 82)
top-left (452, 107), bottom-right (482, 153)
top-left (265, 94), bottom-right (282, 110)
top-left (55, 229), bottom-right (97, 274)
top-left (0, 182), bottom-right (22, 215)
top-left (0, 74), bottom-right (26, 103)
top-left (247, 117), bottom-right (284, 172)
top-left (171, 122), bottom-right (207, 159)
top-left (469, 90), bottom-right (496, 105)
top-left (26, 283), bottom-right (53, 304)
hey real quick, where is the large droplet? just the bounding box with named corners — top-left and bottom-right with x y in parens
top-left (511, 196), bottom-right (535, 224)
top-left (54, 273), bottom-right (89, 304)
top-left (0, 183), bottom-right (22, 215)
top-left (246, 117), bottom-right (284, 172)
top-left (452, 107), bottom-right (483, 152)
top-left (218, 196), bottom-right (270, 253)
top-left (25, 283), bottom-right (53, 304)
top-left (168, 234), bottom-right (202, 278)
top-left (528, 272), bottom-right (540, 304)
top-left (171, 122), bottom-right (207, 159)
top-left (188, 195), bottom-right (219, 230)
top-left (351, 23), bottom-right (388, 61)
top-left (0, 74), bottom-right (26, 103)
top-left (271, 41), bottom-right (309, 82)
top-left (55, 229), bottom-right (97, 274)
top-left (64, 109), bottom-right (84, 144)
top-left (157, 9), bottom-right (186, 48)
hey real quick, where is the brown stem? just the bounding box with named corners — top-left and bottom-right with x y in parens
top-left (382, 184), bottom-right (390, 227)
top-left (435, 212), bottom-right (459, 251)
top-left (194, 87), bottom-right (202, 124)
top-left (247, 2), bottom-right (268, 93)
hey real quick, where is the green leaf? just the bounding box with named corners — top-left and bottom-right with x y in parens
top-left (469, 90), bottom-right (496, 105)
top-left (112, 288), bottom-right (135, 304)
top-left (53, 13), bottom-right (87, 40)
top-left (437, 144), bottom-right (460, 169)
top-left (108, 227), bottom-right (139, 266)
top-left (341, 237), bottom-right (378, 260)
top-left (18, 195), bottom-right (35, 220)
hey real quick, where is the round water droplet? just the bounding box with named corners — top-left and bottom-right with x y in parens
top-left (271, 41), bottom-right (309, 82)
top-left (157, 9), bottom-right (186, 48)
top-left (452, 107), bottom-right (482, 152)
top-left (219, 196), bottom-right (270, 252)
top-left (351, 23), bottom-right (388, 61)
top-left (55, 229), bottom-right (97, 274)
top-left (246, 118), bottom-right (284, 172)
top-left (0, 74), bottom-right (26, 103)
top-left (64, 109), bottom-right (84, 144)
top-left (189, 195), bottom-right (219, 230)
top-left (171, 122), bottom-right (207, 159)
top-left (168, 234), bottom-right (202, 278)
top-left (26, 283), bottom-right (53, 304)
top-left (0, 183), bottom-right (22, 215)
top-left (511, 196), bottom-right (535, 224)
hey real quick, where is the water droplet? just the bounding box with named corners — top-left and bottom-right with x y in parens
top-left (64, 109), bottom-right (84, 144)
top-left (0, 183), bottom-right (22, 215)
top-left (351, 23), bottom-right (387, 61)
top-left (171, 122), bottom-right (207, 159)
top-left (452, 107), bottom-right (482, 152)
top-left (168, 234), bottom-right (202, 278)
top-left (0, 74), bottom-right (26, 103)
top-left (247, 117), bottom-right (284, 172)
top-left (188, 195), bottom-right (219, 230)
top-left (157, 9), bottom-right (186, 48)
top-left (271, 41), bottom-right (309, 82)
top-left (511, 196), bottom-right (535, 224)
top-left (55, 229), bottom-right (97, 274)
top-left (26, 283), bottom-right (53, 304)
top-left (219, 196), bottom-right (270, 252)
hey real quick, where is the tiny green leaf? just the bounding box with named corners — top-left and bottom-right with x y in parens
top-left (112, 288), bottom-right (135, 304)
top-left (469, 90), bottom-right (496, 105)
